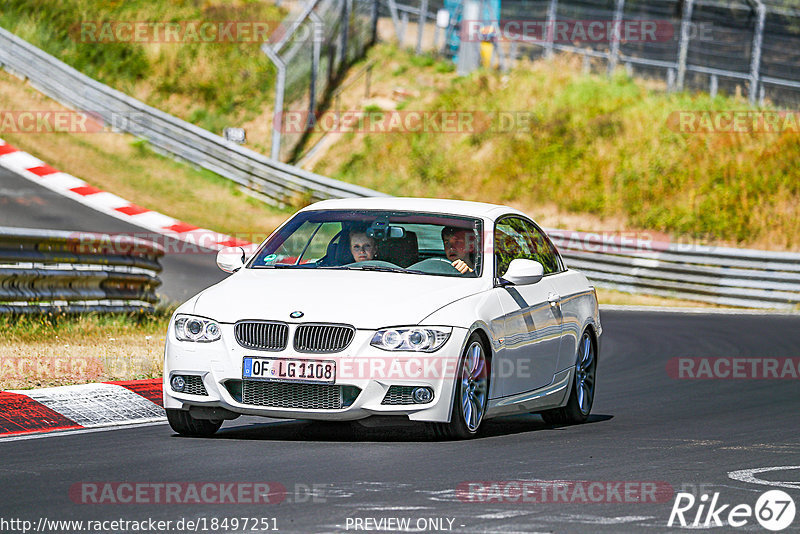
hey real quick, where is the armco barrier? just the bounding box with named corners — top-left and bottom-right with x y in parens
top-left (548, 229), bottom-right (800, 310)
top-left (0, 26), bottom-right (387, 206)
top-left (0, 227), bottom-right (163, 313)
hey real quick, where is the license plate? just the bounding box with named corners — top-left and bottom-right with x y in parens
top-left (242, 357), bottom-right (335, 384)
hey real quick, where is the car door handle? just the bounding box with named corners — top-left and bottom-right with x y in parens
top-left (548, 293), bottom-right (561, 307)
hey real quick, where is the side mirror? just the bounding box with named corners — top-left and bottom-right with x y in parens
top-left (216, 246), bottom-right (246, 273)
top-left (502, 259), bottom-right (544, 285)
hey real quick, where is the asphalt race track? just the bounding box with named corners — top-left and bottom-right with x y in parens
top-left (0, 166), bottom-right (226, 303)
top-left (2, 310), bottom-right (799, 533)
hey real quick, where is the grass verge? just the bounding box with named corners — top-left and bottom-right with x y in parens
top-left (0, 0), bottom-right (283, 137)
top-left (0, 309), bottom-right (172, 390)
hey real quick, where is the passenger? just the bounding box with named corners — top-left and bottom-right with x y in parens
top-left (349, 229), bottom-right (376, 262)
top-left (441, 226), bottom-right (475, 274)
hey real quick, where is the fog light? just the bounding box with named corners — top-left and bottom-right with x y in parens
top-left (412, 387), bottom-right (433, 403)
top-left (171, 375), bottom-right (186, 393)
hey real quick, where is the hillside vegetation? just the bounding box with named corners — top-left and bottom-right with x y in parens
top-left (0, 0), bottom-right (283, 137)
top-left (312, 45), bottom-right (800, 250)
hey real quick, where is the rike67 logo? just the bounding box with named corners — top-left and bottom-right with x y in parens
top-left (668, 490), bottom-right (796, 531)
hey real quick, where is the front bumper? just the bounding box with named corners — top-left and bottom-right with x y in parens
top-left (163, 324), bottom-right (469, 423)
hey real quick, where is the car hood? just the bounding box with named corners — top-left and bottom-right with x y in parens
top-left (192, 268), bottom-right (488, 328)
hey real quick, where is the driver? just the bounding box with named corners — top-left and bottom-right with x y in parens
top-left (349, 229), bottom-right (376, 262)
top-left (442, 226), bottom-right (475, 274)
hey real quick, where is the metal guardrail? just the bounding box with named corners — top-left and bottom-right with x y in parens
top-left (548, 229), bottom-right (800, 310)
top-left (0, 227), bottom-right (163, 313)
top-left (0, 26), bottom-right (387, 207)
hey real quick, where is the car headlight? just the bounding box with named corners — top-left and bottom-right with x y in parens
top-left (174, 315), bottom-right (222, 343)
top-left (370, 327), bottom-right (451, 352)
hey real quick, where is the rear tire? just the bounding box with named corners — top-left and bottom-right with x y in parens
top-left (166, 408), bottom-right (222, 437)
top-left (428, 334), bottom-right (489, 440)
top-left (540, 330), bottom-right (596, 425)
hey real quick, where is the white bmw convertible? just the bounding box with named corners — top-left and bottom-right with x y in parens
top-left (164, 198), bottom-right (601, 439)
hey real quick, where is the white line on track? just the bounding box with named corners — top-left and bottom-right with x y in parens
top-left (728, 466), bottom-right (800, 490)
top-left (0, 420), bottom-right (167, 443)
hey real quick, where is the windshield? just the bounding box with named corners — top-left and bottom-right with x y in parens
top-left (249, 210), bottom-right (483, 278)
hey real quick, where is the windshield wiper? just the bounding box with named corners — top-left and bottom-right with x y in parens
top-left (344, 265), bottom-right (409, 273)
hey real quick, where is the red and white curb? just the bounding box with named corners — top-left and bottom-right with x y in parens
top-left (0, 137), bottom-right (256, 252)
top-left (0, 379), bottom-right (164, 436)
top-left (0, 140), bottom-right (261, 437)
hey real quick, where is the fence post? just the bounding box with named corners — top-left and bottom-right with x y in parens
top-left (371, 0), bottom-right (379, 45)
top-left (417, 0), bottom-right (429, 54)
top-left (676, 0), bottom-right (694, 91)
top-left (457, 0), bottom-right (481, 75)
top-left (607, 0), bottom-right (625, 76)
top-left (261, 44), bottom-right (286, 161)
top-left (709, 74), bottom-right (718, 98)
top-left (341, 0), bottom-right (351, 64)
top-left (749, 1), bottom-right (766, 105)
top-left (545, 0), bottom-right (558, 59)
top-left (387, 0), bottom-right (403, 44)
top-left (308, 12), bottom-right (323, 130)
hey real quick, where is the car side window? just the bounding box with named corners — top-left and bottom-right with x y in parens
top-left (516, 219), bottom-right (561, 274)
top-left (494, 218), bottom-right (533, 278)
top-left (495, 217), bottom-right (561, 277)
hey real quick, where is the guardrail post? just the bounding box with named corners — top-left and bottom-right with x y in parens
top-left (417, 0), bottom-right (429, 54)
top-left (749, 0), bottom-right (766, 105)
top-left (676, 0), bottom-right (694, 91)
top-left (261, 44), bottom-right (286, 161)
top-left (607, 0), bottom-right (625, 76)
top-left (545, 0), bottom-right (558, 59)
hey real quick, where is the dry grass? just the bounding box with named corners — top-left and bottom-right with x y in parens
top-left (0, 311), bottom-right (169, 390)
top-left (595, 287), bottom-right (725, 308)
top-left (0, 0), bottom-right (284, 135)
top-left (0, 70), bottom-right (291, 239)
top-left (0, 336), bottom-right (163, 389)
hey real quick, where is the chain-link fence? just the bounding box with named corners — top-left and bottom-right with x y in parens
top-left (387, 0), bottom-right (800, 108)
top-left (264, 0), bottom-right (378, 162)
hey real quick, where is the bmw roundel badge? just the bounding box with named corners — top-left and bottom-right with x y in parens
top-left (290, 311), bottom-right (304, 319)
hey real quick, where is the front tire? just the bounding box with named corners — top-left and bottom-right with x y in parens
top-left (540, 330), bottom-right (596, 425)
top-left (428, 334), bottom-right (489, 440)
top-left (166, 408), bottom-right (222, 437)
